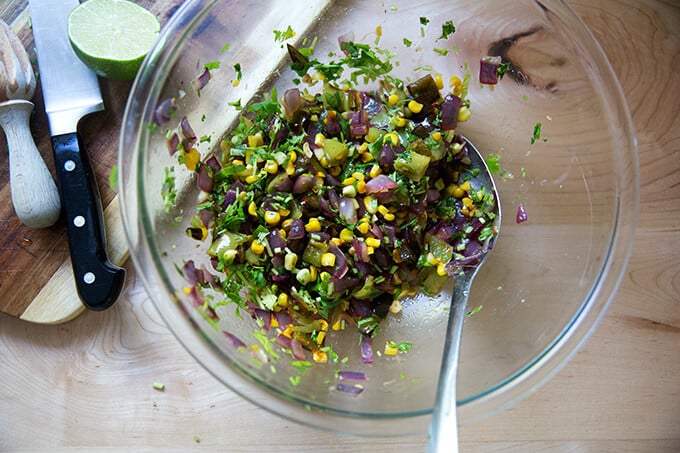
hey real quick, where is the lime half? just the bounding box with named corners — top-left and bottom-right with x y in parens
top-left (67, 0), bottom-right (160, 80)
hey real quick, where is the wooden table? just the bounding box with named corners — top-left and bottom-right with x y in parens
top-left (1, 0), bottom-right (678, 450)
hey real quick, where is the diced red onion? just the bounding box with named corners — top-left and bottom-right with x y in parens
top-left (180, 116), bottom-right (197, 142)
top-left (338, 197), bottom-right (357, 224)
top-left (267, 229), bottom-right (287, 253)
top-left (360, 334), bottom-right (374, 364)
top-left (166, 131), bottom-right (180, 155)
top-left (254, 308), bottom-right (272, 330)
top-left (336, 383), bottom-right (364, 394)
top-left (516, 203), bottom-right (528, 223)
top-left (223, 331), bottom-right (247, 349)
top-left (327, 243), bottom-right (349, 279)
top-left (348, 110), bottom-right (369, 137)
top-left (352, 238), bottom-right (370, 263)
top-left (273, 311), bottom-right (293, 327)
top-left (291, 338), bottom-right (306, 360)
top-left (378, 144), bottom-right (397, 169)
top-left (440, 94), bottom-right (462, 131)
top-left (479, 56), bottom-right (502, 85)
top-left (287, 219), bottom-right (305, 240)
top-left (198, 208), bottom-right (214, 228)
top-left (365, 174), bottom-right (397, 194)
top-left (182, 260), bottom-right (202, 285)
top-left (191, 67), bottom-right (211, 93)
top-left (337, 371), bottom-right (367, 381)
top-left (197, 163), bottom-right (214, 192)
top-left (330, 276), bottom-right (361, 294)
top-left (292, 174), bottom-right (316, 194)
top-left (205, 154), bottom-right (222, 172)
top-left (276, 334), bottom-right (292, 349)
top-left (154, 97), bottom-right (177, 125)
top-left (199, 264), bottom-right (217, 286)
top-left (282, 88), bottom-right (302, 116)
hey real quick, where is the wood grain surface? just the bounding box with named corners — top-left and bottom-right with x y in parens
top-left (1, 0), bottom-right (679, 451)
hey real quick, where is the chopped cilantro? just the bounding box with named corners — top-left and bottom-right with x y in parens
top-left (402, 37), bottom-right (412, 47)
top-left (531, 122), bottom-right (542, 144)
top-left (273, 25), bottom-right (296, 43)
top-left (419, 16), bottom-right (430, 25)
top-left (438, 20), bottom-right (456, 40)
top-left (204, 61), bottom-right (220, 70)
top-left (161, 166), bottom-right (176, 213)
top-left (485, 154), bottom-right (501, 174)
top-left (220, 42), bottom-right (229, 53)
top-left (433, 47), bottom-right (449, 56)
top-left (497, 62), bottom-right (510, 80)
top-left (289, 375), bottom-right (302, 386)
top-left (233, 62), bottom-right (242, 81)
top-left (466, 304), bottom-right (483, 317)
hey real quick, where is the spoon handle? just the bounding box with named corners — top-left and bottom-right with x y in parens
top-left (0, 100), bottom-right (61, 228)
top-left (426, 274), bottom-right (474, 453)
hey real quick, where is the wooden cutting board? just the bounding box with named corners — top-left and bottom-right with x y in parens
top-left (0, 0), bottom-right (185, 324)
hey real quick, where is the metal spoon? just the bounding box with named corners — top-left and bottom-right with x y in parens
top-left (426, 136), bottom-right (501, 453)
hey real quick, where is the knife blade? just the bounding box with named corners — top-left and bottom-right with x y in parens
top-left (29, 0), bottom-right (125, 311)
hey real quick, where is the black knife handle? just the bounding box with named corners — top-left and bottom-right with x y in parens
top-left (52, 132), bottom-right (125, 311)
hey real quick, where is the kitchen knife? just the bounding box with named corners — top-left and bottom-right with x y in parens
top-left (29, 0), bottom-right (125, 310)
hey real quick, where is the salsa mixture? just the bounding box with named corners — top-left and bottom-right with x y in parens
top-left (161, 29), bottom-right (502, 373)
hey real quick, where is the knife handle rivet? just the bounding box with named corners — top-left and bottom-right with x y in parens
top-left (73, 215), bottom-right (86, 227)
top-left (83, 272), bottom-right (96, 284)
top-left (64, 160), bottom-right (76, 172)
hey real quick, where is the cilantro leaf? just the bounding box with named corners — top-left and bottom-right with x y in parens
top-left (531, 122), bottom-right (542, 144)
top-left (438, 20), bottom-right (456, 40)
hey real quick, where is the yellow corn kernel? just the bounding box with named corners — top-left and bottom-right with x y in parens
top-left (375, 25), bottom-right (382, 37)
top-left (389, 299), bottom-right (403, 314)
top-left (284, 252), bottom-right (298, 271)
top-left (450, 75), bottom-right (462, 89)
top-left (383, 212), bottom-right (395, 221)
top-left (356, 180), bottom-right (367, 194)
top-left (285, 161), bottom-right (295, 175)
top-left (357, 143), bottom-right (368, 154)
top-left (342, 177), bottom-right (356, 186)
top-left (315, 331), bottom-right (327, 346)
top-left (264, 160), bottom-right (278, 174)
top-left (357, 222), bottom-right (371, 235)
top-left (183, 286), bottom-right (191, 295)
top-left (245, 173), bottom-right (260, 184)
top-left (369, 165), bottom-right (382, 179)
top-left (281, 324), bottom-right (294, 338)
top-left (309, 266), bottom-right (318, 281)
top-left (319, 319), bottom-right (329, 331)
top-left (278, 208), bottom-right (291, 218)
top-left (314, 132), bottom-right (326, 147)
top-left (250, 240), bottom-right (265, 255)
top-left (396, 116), bottom-right (407, 127)
top-left (288, 151), bottom-right (297, 163)
top-left (247, 132), bottom-right (264, 147)
top-left (365, 237), bottom-right (381, 248)
top-left (462, 197), bottom-right (474, 209)
top-left (352, 172), bottom-right (365, 182)
top-left (231, 158), bottom-right (244, 167)
top-left (313, 350), bottom-right (328, 363)
top-left (367, 246), bottom-right (375, 255)
top-left (384, 342), bottom-right (398, 356)
top-left (361, 152), bottom-right (374, 162)
top-left (321, 252), bottom-right (336, 267)
top-left (408, 100), bottom-right (423, 113)
top-left (331, 237), bottom-right (343, 246)
top-left (458, 106), bottom-right (471, 123)
top-left (388, 93), bottom-right (399, 105)
top-left (342, 184), bottom-right (357, 198)
top-left (183, 148), bottom-right (200, 171)
top-left (435, 72), bottom-right (444, 90)
top-left (264, 211), bottom-right (281, 225)
top-left (332, 317), bottom-right (346, 331)
top-left (305, 218), bottom-right (321, 232)
top-left (278, 293), bottom-right (289, 307)
top-left (377, 205), bottom-right (390, 216)
top-left (460, 207), bottom-right (470, 217)
top-left (282, 218), bottom-right (294, 229)
top-left (339, 228), bottom-right (354, 243)
top-left (383, 132), bottom-right (399, 146)
top-left (436, 263), bottom-right (448, 276)
top-left (432, 131), bottom-right (442, 141)
top-left (248, 201), bottom-right (258, 216)
top-left (460, 180), bottom-right (471, 192)
top-left (364, 196), bottom-right (378, 214)
top-left (232, 79), bottom-right (240, 87)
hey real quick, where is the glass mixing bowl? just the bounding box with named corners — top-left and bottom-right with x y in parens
top-left (119, 0), bottom-right (638, 436)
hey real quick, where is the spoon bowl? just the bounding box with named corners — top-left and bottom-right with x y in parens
top-left (427, 137), bottom-right (501, 452)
